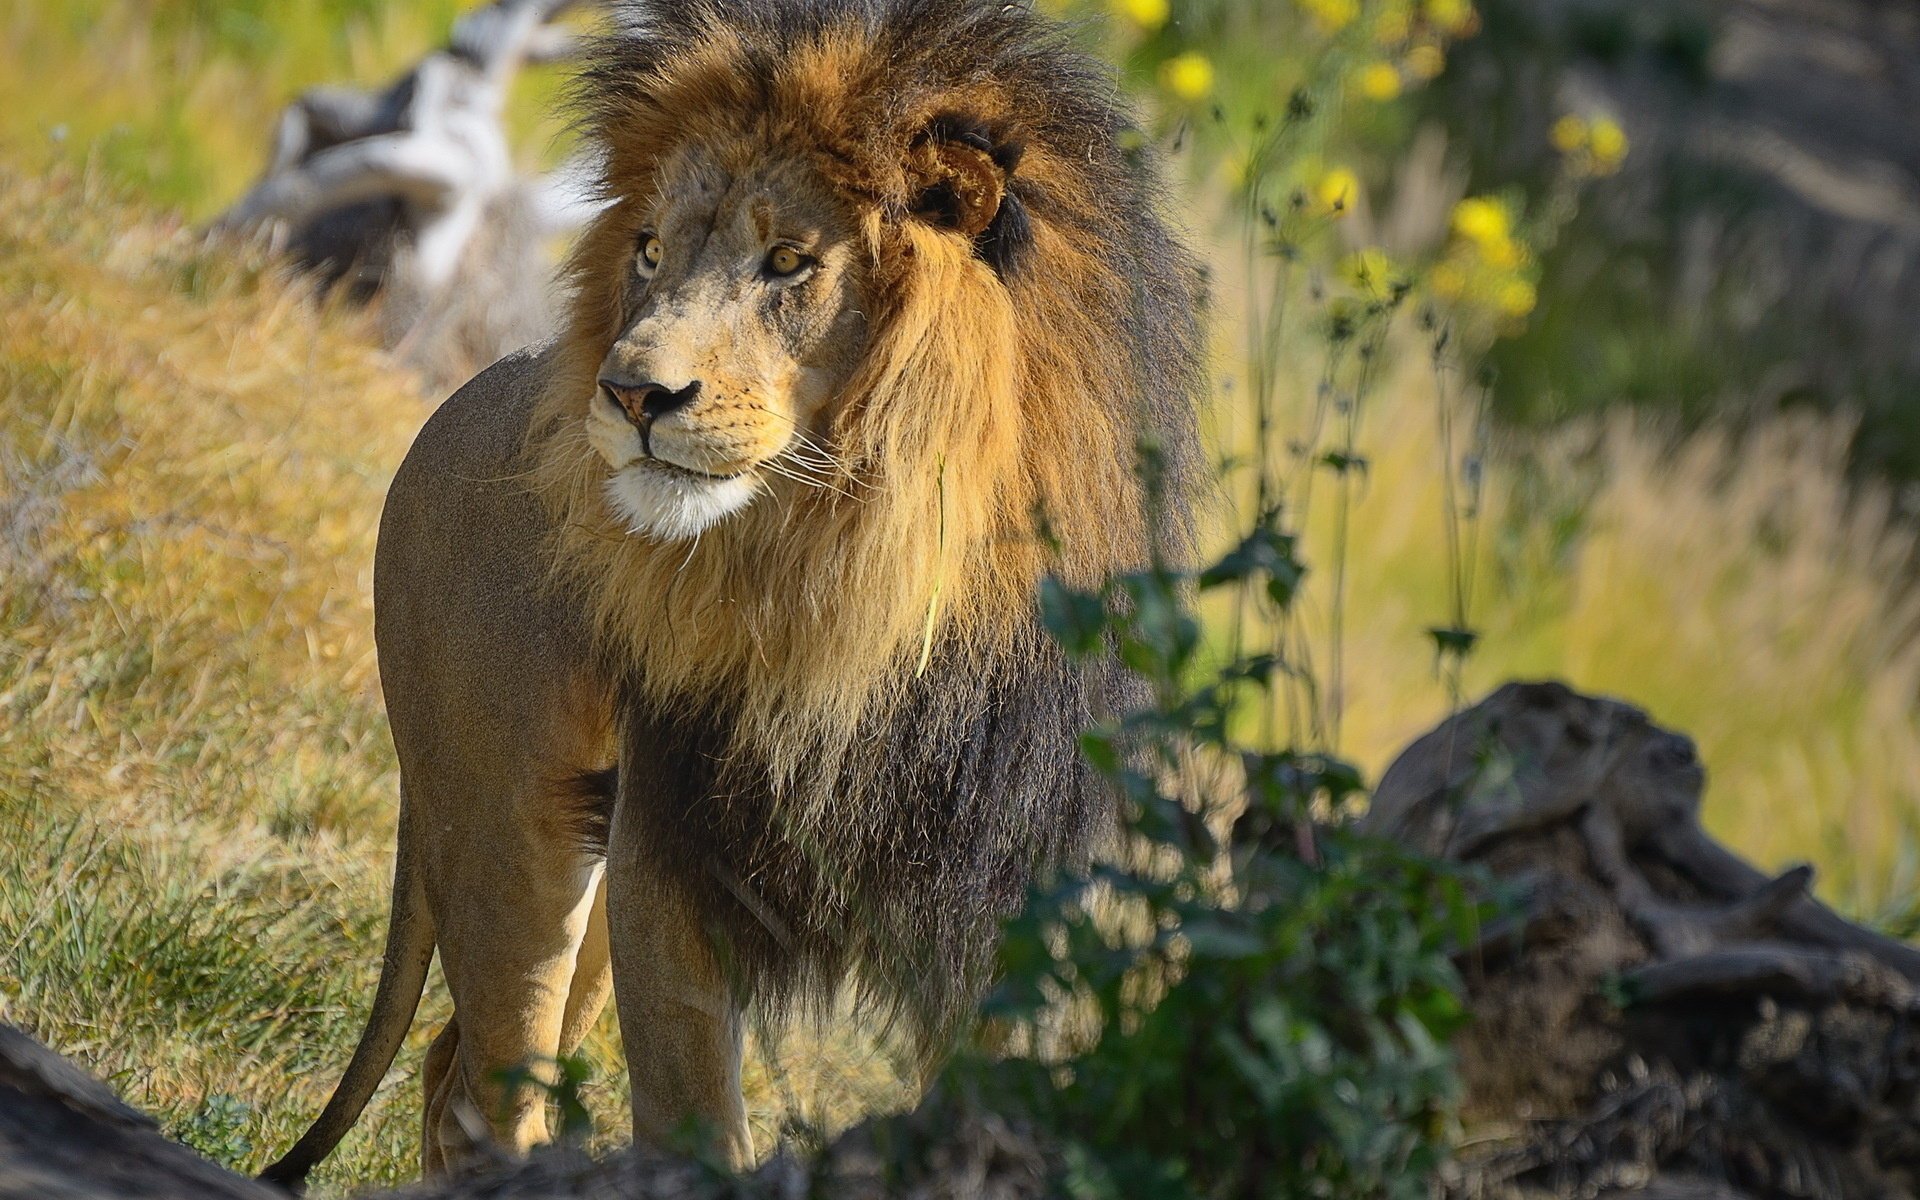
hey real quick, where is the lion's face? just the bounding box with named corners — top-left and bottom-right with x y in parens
top-left (584, 147), bottom-right (871, 541)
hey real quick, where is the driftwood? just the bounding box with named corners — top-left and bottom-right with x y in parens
top-left (5, 681), bottom-right (1917, 1197)
top-left (213, 0), bottom-right (605, 380)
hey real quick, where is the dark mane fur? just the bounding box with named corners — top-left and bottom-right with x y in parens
top-left (617, 624), bottom-right (1128, 1049)
top-left (556, 0), bottom-right (1206, 1050)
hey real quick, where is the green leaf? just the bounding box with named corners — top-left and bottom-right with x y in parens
top-left (1200, 524), bottom-right (1306, 601)
top-left (1039, 576), bottom-right (1109, 657)
top-left (1427, 626), bottom-right (1480, 658)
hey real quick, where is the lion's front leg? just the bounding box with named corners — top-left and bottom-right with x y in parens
top-left (605, 804), bottom-right (754, 1168)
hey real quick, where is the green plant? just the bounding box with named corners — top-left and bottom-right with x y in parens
top-left (495, 1054), bottom-right (595, 1144)
top-left (953, 491), bottom-right (1486, 1197)
top-left (178, 1093), bottom-right (258, 1164)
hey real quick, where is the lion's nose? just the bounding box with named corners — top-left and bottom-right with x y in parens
top-left (599, 377), bottom-right (702, 427)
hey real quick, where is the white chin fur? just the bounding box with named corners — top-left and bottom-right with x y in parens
top-left (605, 463), bottom-right (758, 541)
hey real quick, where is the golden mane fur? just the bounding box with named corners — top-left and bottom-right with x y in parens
top-left (526, 0), bottom-right (1200, 783)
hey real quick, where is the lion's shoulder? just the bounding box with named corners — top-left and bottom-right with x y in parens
top-left (399, 340), bottom-right (560, 489)
top-left (377, 341), bottom-right (573, 648)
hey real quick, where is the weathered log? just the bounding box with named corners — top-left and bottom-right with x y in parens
top-left (0, 1023), bottom-right (277, 1200)
top-left (0, 1025), bottom-right (1050, 1200)
top-left (1367, 681), bottom-right (1920, 1199)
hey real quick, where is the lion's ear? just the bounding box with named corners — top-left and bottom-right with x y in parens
top-left (907, 115), bottom-right (1032, 275)
top-left (908, 135), bottom-right (1004, 238)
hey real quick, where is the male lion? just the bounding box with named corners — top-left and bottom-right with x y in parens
top-left (262, 0), bottom-right (1202, 1185)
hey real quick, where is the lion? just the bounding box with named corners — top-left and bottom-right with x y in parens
top-left (260, 0), bottom-right (1203, 1186)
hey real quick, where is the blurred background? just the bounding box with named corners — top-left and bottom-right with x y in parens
top-left (2, 0), bottom-right (1918, 1189)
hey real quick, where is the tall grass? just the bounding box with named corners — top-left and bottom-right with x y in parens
top-left (1304, 378), bottom-right (1920, 918)
top-left (0, 161), bottom-right (430, 1188)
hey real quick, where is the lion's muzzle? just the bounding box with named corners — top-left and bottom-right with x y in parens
top-left (599, 376), bottom-right (702, 459)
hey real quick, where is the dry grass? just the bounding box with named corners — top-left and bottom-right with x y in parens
top-left (0, 161), bottom-right (428, 1188)
top-left (1268, 358), bottom-right (1920, 919)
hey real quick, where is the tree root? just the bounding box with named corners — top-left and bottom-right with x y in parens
top-left (1368, 680), bottom-right (1920, 1199)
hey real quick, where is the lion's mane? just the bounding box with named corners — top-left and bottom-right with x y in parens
top-left (530, 0), bottom-right (1204, 1041)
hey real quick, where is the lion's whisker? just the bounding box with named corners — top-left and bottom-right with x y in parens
top-left (774, 450), bottom-right (869, 501)
top-left (760, 456), bottom-right (862, 502)
top-left (738, 405), bottom-right (846, 461)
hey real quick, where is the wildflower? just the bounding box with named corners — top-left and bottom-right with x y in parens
top-left (1314, 166), bottom-right (1362, 217)
top-left (1483, 238), bottom-right (1523, 269)
top-left (1160, 51), bottom-right (1215, 100)
top-left (1405, 43), bottom-right (1446, 80)
top-left (1114, 0), bottom-right (1170, 31)
top-left (1450, 196), bottom-right (1511, 250)
top-left (1588, 116), bottom-right (1629, 173)
top-left (1424, 0), bottom-right (1475, 35)
top-left (1354, 61), bottom-right (1403, 101)
top-left (1496, 278), bottom-right (1537, 318)
top-left (1299, 0), bottom-right (1359, 34)
top-left (1341, 247), bottom-right (1401, 299)
top-left (1551, 114), bottom-right (1588, 155)
top-left (1372, 9), bottom-right (1411, 44)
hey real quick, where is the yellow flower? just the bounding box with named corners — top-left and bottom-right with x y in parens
top-left (1424, 0), bottom-right (1474, 35)
top-left (1452, 196), bottom-right (1525, 267)
top-left (1480, 237), bottom-right (1523, 269)
top-left (1405, 43), bottom-right (1446, 80)
top-left (1450, 196), bottom-right (1510, 248)
top-left (1496, 278), bottom-right (1538, 318)
top-left (1430, 262), bottom-right (1466, 299)
top-left (1160, 51), bottom-right (1215, 101)
top-left (1588, 116), bottom-right (1629, 173)
top-left (1354, 61), bottom-right (1403, 101)
top-left (1299, 0), bottom-right (1359, 34)
top-left (1341, 248), bottom-right (1401, 299)
top-left (1114, 0), bottom-right (1170, 30)
top-left (1551, 114), bottom-right (1588, 154)
top-left (1314, 166), bottom-right (1362, 217)
top-left (1372, 9), bottom-right (1411, 44)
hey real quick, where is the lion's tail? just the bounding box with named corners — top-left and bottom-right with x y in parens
top-left (259, 835), bottom-right (435, 1192)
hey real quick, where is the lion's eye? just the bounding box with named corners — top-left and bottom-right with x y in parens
top-left (637, 234), bottom-right (663, 275)
top-left (765, 245), bottom-right (812, 278)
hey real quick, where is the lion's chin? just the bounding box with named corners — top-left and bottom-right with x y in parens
top-left (604, 460), bottom-right (758, 541)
